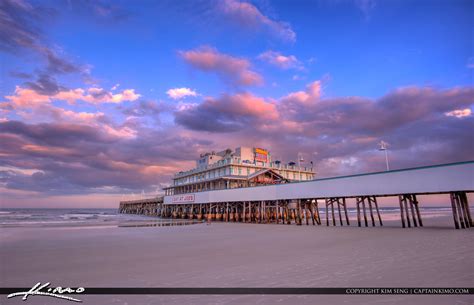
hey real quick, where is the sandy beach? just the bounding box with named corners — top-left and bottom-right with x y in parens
top-left (1, 215), bottom-right (473, 305)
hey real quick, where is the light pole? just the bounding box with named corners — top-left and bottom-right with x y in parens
top-left (378, 141), bottom-right (390, 171)
top-left (298, 153), bottom-right (304, 180)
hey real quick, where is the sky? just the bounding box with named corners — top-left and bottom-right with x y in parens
top-left (0, 0), bottom-right (473, 208)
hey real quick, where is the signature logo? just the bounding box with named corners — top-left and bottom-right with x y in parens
top-left (7, 282), bottom-right (85, 302)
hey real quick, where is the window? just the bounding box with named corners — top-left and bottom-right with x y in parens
top-left (238, 167), bottom-right (242, 175)
top-left (246, 168), bottom-right (250, 175)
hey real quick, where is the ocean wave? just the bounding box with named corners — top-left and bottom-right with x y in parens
top-left (0, 214), bottom-right (33, 218)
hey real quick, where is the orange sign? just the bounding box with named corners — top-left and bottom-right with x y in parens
top-left (255, 148), bottom-right (268, 162)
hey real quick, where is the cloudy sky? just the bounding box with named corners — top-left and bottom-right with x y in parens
top-left (0, 0), bottom-right (472, 207)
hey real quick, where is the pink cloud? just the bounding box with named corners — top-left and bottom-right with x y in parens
top-left (174, 82), bottom-right (473, 179)
top-left (218, 0), bottom-right (296, 43)
top-left (2, 86), bottom-right (139, 140)
top-left (180, 46), bottom-right (263, 86)
top-left (4, 87), bottom-right (51, 108)
top-left (4, 86), bottom-right (140, 108)
top-left (258, 50), bottom-right (304, 70)
top-left (102, 125), bottom-right (137, 139)
top-left (55, 87), bottom-right (140, 104)
top-left (174, 92), bottom-right (278, 132)
top-left (166, 87), bottom-right (198, 100)
top-left (21, 144), bottom-right (77, 157)
top-left (445, 108), bottom-right (471, 118)
top-left (280, 80), bottom-right (321, 106)
top-left (209, 92), bottom-right (278, 120)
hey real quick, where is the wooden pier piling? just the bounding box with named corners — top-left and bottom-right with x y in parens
top-left (461, 192), bottom-right (473, 226)
top-left (356, 197), bottom-right (369, 227)
top-left (120, 190), bottom-right (470, 230)
top-left (450, 191), bottom-right (472, 229)
top-left (398, 194), bottom-right (423, 228)
top-left (373, 197), bottom-right (383, 226)
top-left (324, 198), bottom-right (350, 227)
top-left (356, 196), bottom-right (382, 227)
top-left (337, 200), bottom-right (343, 226)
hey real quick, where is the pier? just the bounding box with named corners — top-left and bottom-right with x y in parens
top-left (119, 197), bottom-right (163, 216)
top-left (121, 161), bottom-right (474, 229)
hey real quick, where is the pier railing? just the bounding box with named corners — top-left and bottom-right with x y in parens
top-left (162, 161), bottom-right (474, 229)
top-left (174, 158), bottom-right (312, 179)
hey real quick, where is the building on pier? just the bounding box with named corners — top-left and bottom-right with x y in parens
top-left (163, 147), bottom-right (315, 196)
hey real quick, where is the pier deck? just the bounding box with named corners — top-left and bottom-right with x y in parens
top-left (119, 197), bottom-right (163, 216)
top-left (121, 161), bottom-right (474, 229)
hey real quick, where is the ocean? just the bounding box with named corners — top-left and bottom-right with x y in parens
top-left (0, 207), bottom-right (454, 228)
top-left (0, 208), bottom-right (199, 228)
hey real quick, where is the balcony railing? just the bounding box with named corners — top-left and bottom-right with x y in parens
top-left (174, 159), bottom-right (313, 178)
top-left (173, 164), bottom-right (314, 187)
top-left (174, 158), bottom-right (313, 180)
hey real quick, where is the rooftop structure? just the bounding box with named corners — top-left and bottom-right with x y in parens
top-left (163, 147), bottom-right (315, 195)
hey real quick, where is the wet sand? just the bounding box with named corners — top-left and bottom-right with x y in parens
top-left (1, 216), bottom-right (473, 305)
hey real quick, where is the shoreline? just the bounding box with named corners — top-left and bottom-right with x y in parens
top-left (0, 207), bottom-right (465, 229)
top-left (0, 215), bottom-right (460, 229)
top-left (1, 216), bottom-right (472, 305)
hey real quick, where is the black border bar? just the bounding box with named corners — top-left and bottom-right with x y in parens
top-left (1, 288), bottom-right (473, 295)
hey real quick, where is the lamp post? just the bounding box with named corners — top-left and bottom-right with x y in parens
top-left (298, 153), bottom-right (304, 180)
top-left (378, 141), bottom-right (390, 171)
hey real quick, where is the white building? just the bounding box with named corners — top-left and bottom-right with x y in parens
top-left (163, 147), bottom-right (315, 195)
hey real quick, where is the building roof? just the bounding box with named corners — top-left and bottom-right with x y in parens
top-left (248, 168), bottom-right (287, 181)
